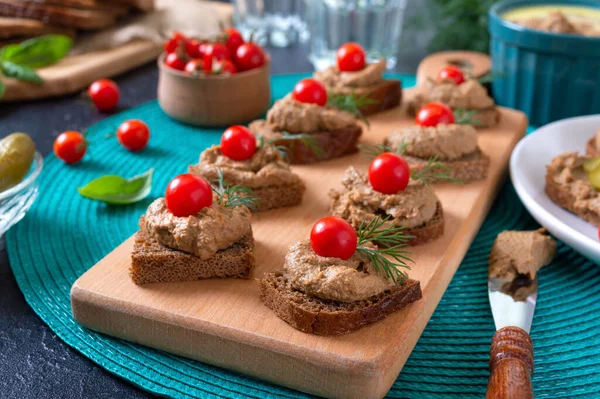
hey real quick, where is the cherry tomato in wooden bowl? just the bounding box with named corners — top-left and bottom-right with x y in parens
top-left (368, 152), bottom-right (411, 194)
top-left (184, 59), bottom-right (204, 75)
top-left (292, 78), bottom-right (327, 106)
top-left (117, 120), bottom-right (150, 152)
top-left (415, 102), bottom-right (455, 127)
top-left (437, 65), bottom-right (466, 85)
top-left (235, 42), bottom-right (266, 72)
top-left (164, 32), bottom-right (187, 54)
top-left (165, 174), bottom-right (213, 217)
top-left (224, 28), bottom-right (244, 58)
top-left (88, 79), bottom-right (119, 112)
top-left (337, 42), bottom-right (366, 72)
top-left (221, 125), bottom-right (256, 161)
top-left (164, 52), bottom-right (187, 71)
top-left (53, 131), bottom-right (87, 165)
top-left (310, 216), bottom-right (358, 260)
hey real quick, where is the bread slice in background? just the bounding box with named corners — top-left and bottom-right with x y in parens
top-left (25, 0), bottom-right (131, 16)
top-left (130, 228), bottom-right (256, 285)
top-left (0, 16), bottom-right (75, 38)
top-left (259, 271), bottom-right (422, 335)
top-left (337, 79), bottom-right (402, 116)
top-left (402, 149), bottom-right (490, 182)
top-left (104, 0), bottom-right (153, 11)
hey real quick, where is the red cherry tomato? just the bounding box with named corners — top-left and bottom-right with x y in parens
top-left (224, 28), bottom-right (244, 58)
top-left (88, 79), bottom-right (119, 112)
top-left (204, 42), bottom-right (229, 61)
top-left (116, 120), bottom-right (150, 152)
top-left (185, 38), bottom-right (203, 58)
top-left (165, 174), bottom-right (213, 217)
top-left (337, 42), bottom-right (366, 72)
top-left (197, 41), bottom-right (211, 58)
top-left (164, 31), bottom-right (187, 53)
top-left (214, 59), bottom-right (237, 74)
top-left (437, 65), bottom-right (465, 85)
top-left (185, 59), bottom-right (204, 74)
top-left (164, 52), bottom-right (186, 71)
top-left (368, 153), bottom-right (411, 194)
top-left (235, 42), bottom-right (266, 71)
top-left (53, 131), bottom-right (87, 164)
top-left (292, 78), bottom-right (327, 106)
top-left (221, 125), bottom-right (256, 161)
top-left (310, 216), bottom-right (358, 260)
top-left (415, 102), bottom-right (455, 127)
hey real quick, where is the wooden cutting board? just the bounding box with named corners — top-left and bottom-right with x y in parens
top-left (70, 80), bottom-right (527, 398)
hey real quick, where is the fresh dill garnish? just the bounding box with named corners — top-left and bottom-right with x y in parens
top-left (258, 132), bottom-right (325, 161)
top-left (410, 155), bottom-right (467, 186)
top-left (454, 108), bottom-right (483, 126)
top-left (359, 142), bottom-right (405, 158)
top-left (212, 169), bottom-right (259, 212)
top-left (327, 92), bottom-right (376, 127)
top-left (355, 216), bottom-right (413, 284)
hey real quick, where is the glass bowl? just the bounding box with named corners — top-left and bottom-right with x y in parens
top-left (0, 151), bottom-right (43, 236)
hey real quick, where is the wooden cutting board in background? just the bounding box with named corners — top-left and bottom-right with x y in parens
top-left (0, 1), bottom-right (233, 102)
top-left (71, 52), bottom-right (527, 399)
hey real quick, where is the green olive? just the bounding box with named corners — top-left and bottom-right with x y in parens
top-left (0, 133), bottom-right (36, 193)
top-left (583, 156), bottom-right (600, 173)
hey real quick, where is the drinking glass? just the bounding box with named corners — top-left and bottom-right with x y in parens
top-left (304, 0), bottom-right (407, 70)
top-left (233, 0), bottom-right (309, 47)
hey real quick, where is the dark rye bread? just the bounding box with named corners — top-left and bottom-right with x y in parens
top-left (401, 149), bottom-right (490, 182)
top-left (0, 0), bottom-right (116, 29)
top-left (248, 119), bottom-right (362, 165)
top-left (0, 16), bottom-right (75, 38)
top-left (545, 172), bottom-right (600, 227)
top-left (402, 201), bottom-right (444, 246)
top-left (28, 0), bottom-right (131, 16)
top-left (335, 79), bottom-right (402, 116)
top-left (259, 271), bottom-right (422, 335)
top-left (130, 229), bottom-right (256, 285)
top-left (253, 181), bottom-right (306, 211)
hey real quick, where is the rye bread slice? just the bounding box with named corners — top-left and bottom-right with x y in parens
top-left (103, 0), bottom-right (153, 11)
top-left (0, 0), bottom-right (116, 29)
top-left (332, 79), bottom-right (402, 116)
top-left (545, 172), bottom-right (600, 227)
top-left (0, 16), bottom-right (75, 38)
top-left (30, 0), bottom-right (131, 16)
top-left (252, 181), bottom-right (306, 211)
top-left (586, 137), bottom-right (598, 157)
top-left (399, 149), bottom-right (490, 182)
top-left (259, 271), bottom-right (422, 335)
top-left (130, 229), bottom-right (256, 285)
top-left (401, 200), bottom-right (444, 246)
top-left (248, 119), bottom-right (363, 165)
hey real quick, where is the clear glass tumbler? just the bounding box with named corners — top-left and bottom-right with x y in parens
top-left (233, 0), bottom-right (309, 48)
top-left (305, 0), bottom-right (407, 71)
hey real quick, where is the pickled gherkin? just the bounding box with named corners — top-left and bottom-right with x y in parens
top-left (0, 133), bottom-right (36, 193)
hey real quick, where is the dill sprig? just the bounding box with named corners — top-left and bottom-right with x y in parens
top-left (327, 92), bottom-right (376, 127)
top-left (212, 169), bottom-right (259, 212)
top-left (355, 216), bottom-right (413, 284)
top-left (258, 132), bottom-right (325, 161)
top-left (359, 142), bottom-right (405, 159)
top-left (454, 108), bottom-right (483, 126)
top-left (410, 155), bottom-right (467, 186)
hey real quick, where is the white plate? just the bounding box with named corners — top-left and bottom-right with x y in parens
top-left (510, 114), bottom-right (600, 264)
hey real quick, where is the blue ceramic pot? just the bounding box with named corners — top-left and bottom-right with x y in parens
top-left (489, 0), bottom-right (600, 126)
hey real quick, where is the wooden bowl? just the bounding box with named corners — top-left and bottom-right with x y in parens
top-left (157, 55), bottom-right (271, 127)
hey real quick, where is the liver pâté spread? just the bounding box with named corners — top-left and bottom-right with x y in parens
top-left (314, 58), bottom-right (386, 90)
top-left (385, 124), bottom-right (478, 161)
top-left (266, 94), bottom-right (357, 133)
top-left (330, 167), bottom-right (437, 229)
top-left (284, 241), bottom-right (394, 302)
top-left (189, 144), bottom-right (301, 188)
top-left (142, 198), bottom-right (251, 260)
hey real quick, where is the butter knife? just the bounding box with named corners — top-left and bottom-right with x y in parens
top-left (486, 276), bottom-right (536, 399)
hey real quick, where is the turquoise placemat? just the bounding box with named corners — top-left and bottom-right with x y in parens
top-left (7, 74), bottom-right (600, 398)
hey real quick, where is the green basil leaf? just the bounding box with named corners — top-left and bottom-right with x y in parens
top-left (0, 80), bottom-right (5, 99)
top-left (1, 61), bottom-right (43, 84)
top-left (77, 168), bottom-right (154, 205)
top-left (1, 35), bottom-right (73, 68)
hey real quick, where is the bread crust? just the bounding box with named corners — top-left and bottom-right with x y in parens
top-left (130, 230), bottom-right (256, 285)
top-left (333, 79), bottom-right (402, 116)
top-left (259, 272), bottom-right (422, 335)
top-left (0, 16), bottom-right (75, 38)
top-left (545, 172), bottom-right (600, 226)
top-left (249, 120), bottom-right (362, 165)
top-left (401, 148), bottom-right (490, 182)
top-left (402, 201), bottom-right (444, 246)
top-left (253, 181), bottom-right (306, 212)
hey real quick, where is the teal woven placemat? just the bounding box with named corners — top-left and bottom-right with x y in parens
top-left (7, 74), bottom-right (600, 398)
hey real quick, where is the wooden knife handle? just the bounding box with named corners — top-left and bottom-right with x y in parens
top-left (486, 326), bottom-right (534, 399)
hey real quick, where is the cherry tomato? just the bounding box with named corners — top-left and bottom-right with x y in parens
top-left (197, 41), bottom-right (211, 58)
top-left (368, 153), bottom-right (411, 194)
top-left (337, 42), bottom-right (366, 72)
top-left (53, 131), bottom-right (87, 164)
top-left (292, 78), bottom-right (327, 106)
top-left (214, 59), bottom-right (237, 74)
top-left (415, 102), bottom-right (455, 127)
top-left (310, 216), bottom-right (358, 260)
top-left (221, 125), bottom-right (256, 161)
top-left (164, 32), bottom-right (187, 54)
top-left (224, 28), bottom-right (244, 58)
top-left (185, 38), bottom-right (202, 58)
top-left (164, 52), bottom-right (186, 71)
top-left (235, 42), bottom-right (266, 71)
top-left (185, 59), bottom-right (204, 75)
top-left (116, 120), bottom-right (150, 152)
top-left (88, 79), bottom-right (119, 112)
top-left (437, 65), bottom-right (465, 85)
top-left (204, 42), bottom-right (229, 61)
top-left (165, 174), bottom-right (213, 217)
